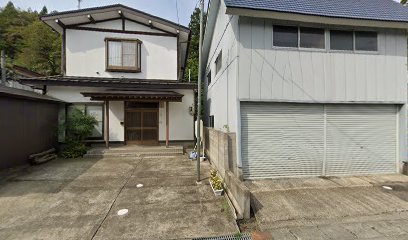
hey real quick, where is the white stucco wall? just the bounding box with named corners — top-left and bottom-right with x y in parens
top-left (46, 86), bottom-right (194, 142)
top-left (65, 24), bottom-right (178, 80)
top-left (158, 89), bottom-right (195, 141)
top-left (80, 19), bottom-right (165, 33)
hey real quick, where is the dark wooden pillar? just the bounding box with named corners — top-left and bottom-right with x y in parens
top-left (105, 100), bottom-right (110, 148)
top-left (166, 101), bottom-right (169, 148)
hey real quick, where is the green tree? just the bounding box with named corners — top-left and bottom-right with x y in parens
top-left (401, 0), bottom-right (407, 5)
top-left (60, 108), bottom-right (97, 158)
top-left (0, 1), bottom-right (60, 75)
top-left (184, 7), bottom-right (206, 82)
top-left (40, 6), bottom-right (48, 15)
top-left (0, 2), bottom-right (37, 59)
top-left (14, 20), bottom-right (61, 75)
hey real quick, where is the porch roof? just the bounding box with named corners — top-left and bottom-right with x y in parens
top-left (18, 76), bottom-right (197, 90)
top-left (81, 90), bottom-right (184, 102)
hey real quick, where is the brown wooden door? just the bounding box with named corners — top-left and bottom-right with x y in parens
top-left (125, 102), bottom-right (159, 145)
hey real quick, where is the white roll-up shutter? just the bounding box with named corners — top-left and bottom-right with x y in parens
top-left (325, 105), bottom-right (397, 175)
top-left (240, 103), bottom-right (398, 179)
top-left (241, 103), bottom-right (325, 179)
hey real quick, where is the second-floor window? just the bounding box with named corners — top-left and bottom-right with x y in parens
top-left (300, 27), bottom-right (325, 49)
top-left (273, 25), bottom-right (298, 47)
top-left (273, 25), bottom-right (325, 49)
top-left (106, 38), bottom-right (142, 72)
top-left (330, 30), bottom-right (378, 51)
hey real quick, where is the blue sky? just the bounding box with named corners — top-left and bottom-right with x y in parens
top-left (0, 0), bottom-right (204, 26)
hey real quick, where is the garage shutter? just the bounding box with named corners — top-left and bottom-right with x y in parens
top-left (241, 103), bottom-right (325, 179)
top-left (240, 103), bottom-right (398, 179)
top-left (325, 105), bottom-right (397, 175)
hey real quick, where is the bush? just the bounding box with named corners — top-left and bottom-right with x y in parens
top-left (59, 108), bottom-right (97, 158)
top-left (59, 141), bottom-right (88, 158)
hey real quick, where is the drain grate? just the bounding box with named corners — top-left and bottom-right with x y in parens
top-left (192, 233), bottom-right (252, 240)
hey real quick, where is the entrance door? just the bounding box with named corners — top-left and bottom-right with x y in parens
top-left (125, 102), bottom-right (159, 145)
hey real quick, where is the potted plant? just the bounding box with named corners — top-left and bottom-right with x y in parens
top-left (210, 169), bottom-right (224, 196)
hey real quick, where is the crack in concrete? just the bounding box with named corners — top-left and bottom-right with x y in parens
top-left (90, 157), bottom-right (142, 240)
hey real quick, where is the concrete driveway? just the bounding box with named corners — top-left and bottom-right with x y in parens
top-left (246, 175), bottom-right (408, 240)
top-left (0, 153), bottom-right (238, 239)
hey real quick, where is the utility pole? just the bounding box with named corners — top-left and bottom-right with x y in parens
top-left (196, 0), bottom-right (204, 183)
top-left (77, 0), bottom-right (82, 9)
top-left (1, 50), bottom-right (6, 85)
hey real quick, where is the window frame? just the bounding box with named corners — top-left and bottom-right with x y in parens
top-left (207, 71), bottom-right (212, 86)
top-left (354, 31), bottom-right (378, 52)
top-left (209, 115), bottom-right (215, 128)
top-left (329, 30), bottom-right (354, 51)
top-left (272, 25), bottom-right (326, 51)
top-left (105, 37), bottom-right (142, 73)
top-left (273, 25), bottom-right (299, 48)
top-left (67, 103), bottom-right (105, 141)
top-left (329, 30), bottom-right (378, 53)
top-left (299, 27), bottom-right (326, 49)
top-left (215, 51), bottom-right (222, 75)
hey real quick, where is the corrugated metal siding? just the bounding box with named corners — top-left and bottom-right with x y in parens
top-left (241, 102), bottom-right (324, 179)
top-left (238, 18), bottom-right (407, 103)
top-left (325, 105), bottom-right (397, 175)
top-left (240, 102), bottom-right (397, 179)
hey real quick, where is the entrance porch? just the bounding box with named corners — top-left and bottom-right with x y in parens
top-left (81, 90), bottom-right (190, 148)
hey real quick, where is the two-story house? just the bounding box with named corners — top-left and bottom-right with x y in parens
top-left (203, 0), bottom-right (408, 179)
top-left (19, 4), bottom-right (195, 147)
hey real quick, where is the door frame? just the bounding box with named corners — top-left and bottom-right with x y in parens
top-left (124, 101), bottom-right (159, 145)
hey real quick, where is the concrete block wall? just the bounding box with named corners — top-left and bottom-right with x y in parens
top-left (204, 127), bottom-right (250, 219)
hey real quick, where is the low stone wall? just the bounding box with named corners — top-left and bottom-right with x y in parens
top-left (204, 127), bottom-right (250, 219)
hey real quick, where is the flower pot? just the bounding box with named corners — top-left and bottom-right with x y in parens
top-left (210, 180), bottom-right (224, 196)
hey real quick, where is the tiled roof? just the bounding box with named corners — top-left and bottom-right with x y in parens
top-left (224, 0), bottom-right (408, 22)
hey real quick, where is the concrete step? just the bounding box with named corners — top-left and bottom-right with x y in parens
top-left (84, 152), bottom-right (183, 158)
top-left (84, 146), bottom-right (184, 158)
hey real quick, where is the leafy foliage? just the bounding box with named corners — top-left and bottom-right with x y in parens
top-left (59, 142), bottom-right (88, 159)
top-left (64, 108), bottom-right (98, 142)
top-left (0, 1), bottom-right (61, 75)
top-left (184, 8), bottom-right (207, 118)
top-left (401, 0), bottom-right (407, 5)
top-left (60, 108), bottom-right (97, 158)
top-left (210, 169), bottom-right (223, 190)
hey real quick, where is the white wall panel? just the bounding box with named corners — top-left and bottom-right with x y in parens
top-left (238, 18), bottom-right (407, 103)
top-left (206, 1), bottom-right (239, 132)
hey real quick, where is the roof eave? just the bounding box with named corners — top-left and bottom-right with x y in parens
top-left (226, 7), bottom-right (408, 29)
top-left (17, 77), bottom-right (198, 90)
top-left (41, 4), bottom-right (190, 33)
